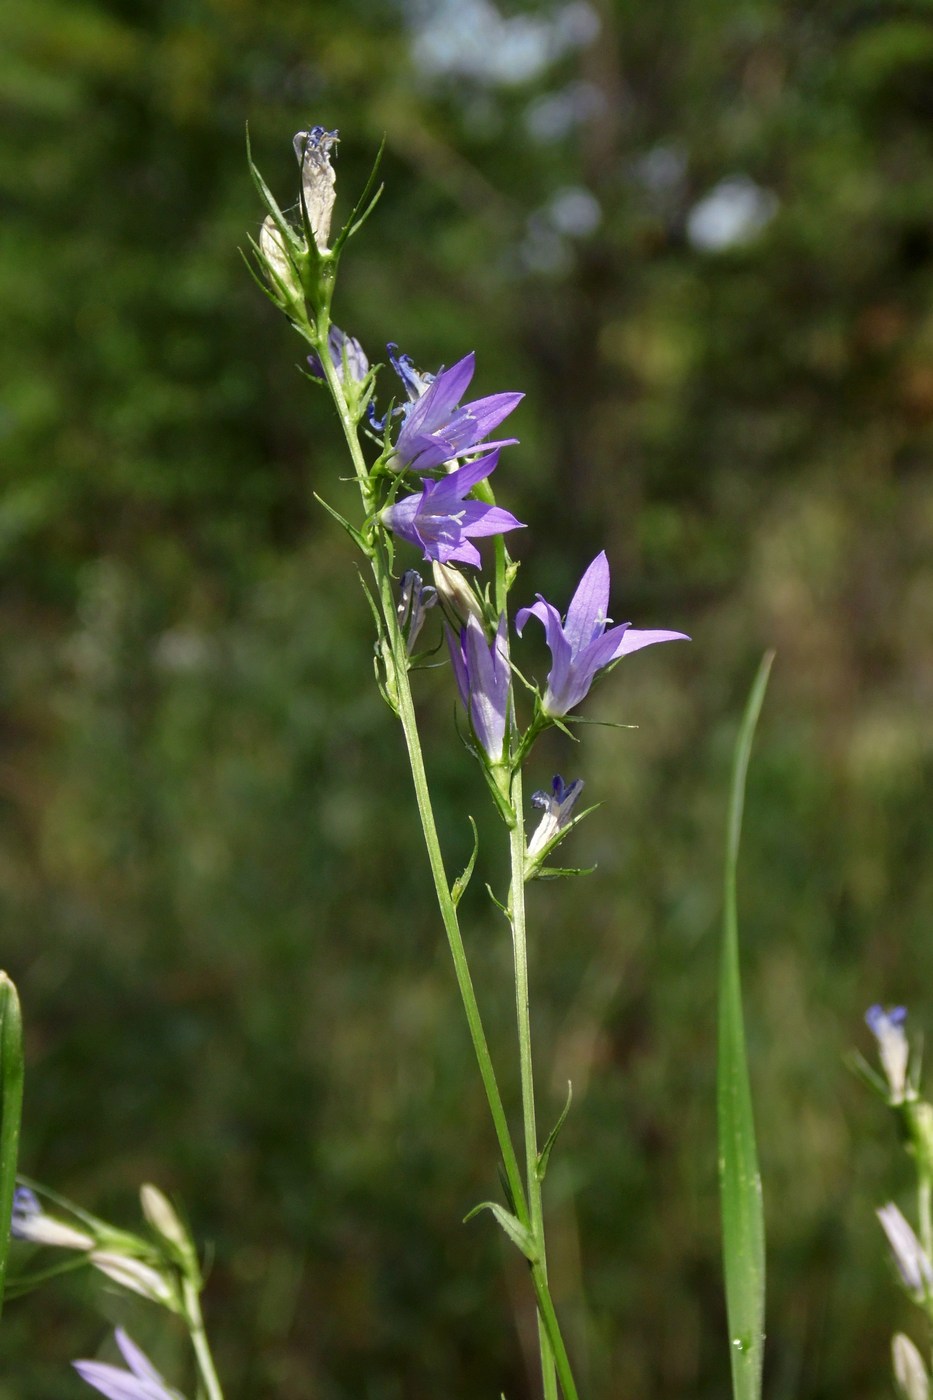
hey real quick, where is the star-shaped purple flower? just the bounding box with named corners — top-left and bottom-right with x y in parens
top-left (388, 348), bottom-right (523, 473)
top-left (74, 1328), bottom-right (185, 1400)
top-left (381, 449), bottom-right (524, 567)
top-left (446, 614), bottom-right (511, 762)
top-left (516, 551), bottom-right (689, 717)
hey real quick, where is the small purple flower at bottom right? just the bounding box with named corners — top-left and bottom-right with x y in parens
top-left (516, 551), bottom-right (689, 718)
top-left (74, 1328), bottom-right (185, 1400)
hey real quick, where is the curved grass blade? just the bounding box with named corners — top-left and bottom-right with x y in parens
top-left (718, 652), bottom-right (773, 1400)
top-left (0, 972), bottom-right (24, 1316)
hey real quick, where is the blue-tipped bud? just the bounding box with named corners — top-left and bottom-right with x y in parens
top-left (866, 1005), bottom-right (910, 1103)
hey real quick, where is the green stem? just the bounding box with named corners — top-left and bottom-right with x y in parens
top-left (182, 1277), bottom-right (225, 1400)
top-left (508, 770), bottom-right (559, 1400)
top-left (920, 1173), bottom-right (932, 1262)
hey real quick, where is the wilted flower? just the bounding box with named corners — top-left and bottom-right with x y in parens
top-left (866, 1004), bottom-right (910, 1103)
top-left (307, 325), bottom-right (369, 385)
top-left (387, 348), bottom-right (522, 473)
top-left (382, 450), bottom-right (524, 567)
top-left (10, 1186), bottom-right (94, 1251)
top-left (877, 1203), bottom-right (933, 1298)
top-left (293, 126), bottom-right (339, 254)
top-left (516, 551), bottom-right (689, 717)
top-left (396, 571), bottom-right (437, 654)
top-left (446, 615), bottom-right (511, 762)
top-left (527, 775), bottom-right (584, 860)
top-left (259, 216), bottom-right (301, 303)
top-left (74, 1328), bottom-right (185, 1400)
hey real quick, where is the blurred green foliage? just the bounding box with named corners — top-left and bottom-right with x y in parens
top-left (2, 0), bottom-right (933, 1395)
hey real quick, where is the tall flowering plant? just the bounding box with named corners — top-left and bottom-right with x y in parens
top-left (246, 125), bottom-right (688, 1400)
top-left (0, 127), bottom-right (689, 1399)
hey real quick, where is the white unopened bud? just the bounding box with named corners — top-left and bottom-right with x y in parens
top-left (10, 1187), bottom-right (94, 1251)
top-left (91, 1251), bottom-right (177, 1309)
top-left (894, 1333), bottom-right (930, 1400)
top-left (140, 1183), bottom-right (190, 1257)
top-left (878, 1203), bottom-right (933, 1298)
top-left (432, 562), bottom-right (484, 627)
top-left (293, 127), bottom-right (338, 254)
top-left (259, 217), bottom-right (302, 303)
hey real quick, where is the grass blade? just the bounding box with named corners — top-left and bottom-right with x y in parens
top-left (718, 652), bottom-right (773, 1400)
top-left (0, 972), bottom-right (24, 1316)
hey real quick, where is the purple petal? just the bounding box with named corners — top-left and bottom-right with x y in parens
top-left (563, 552), bottom-right (611, 658)
top-left (445, 624), bottom-right (470, 709)
top-left (456, 502), bottom-right (525, 538)
top-left (403, 353), bottom-right (475, 440)
top-left (114, 1331), bottom-right (166, 1386)
top-left (438, 538), bottom-right (482, 567)
top-left (73, 1361), bottom-right (173, 1400)
top-left (381, 494), bottom-right (420, 541)
top-left (574, 626), bottom-right (632, 685)
top-left (609, 627), bottom-right (690, 658)
top-left (464, 615), bottom-right (509, 759)
top-left (516, 596), bottom-right (576, 715)
top-left (431, 448), bottom-right (501, 504)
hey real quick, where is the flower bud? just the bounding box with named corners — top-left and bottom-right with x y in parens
top-left (866, 1005), bottom-right (910, 1103)
top-left (877, 1203), bottom-right (933, 1298)
top-left (397, 571), bottom-right (437, 654)
top-left (293, 126), bottom-right (338, 254)
top-left (259, 217), bottom-right (302, 304)
top-left (894, 1333), bottom-right (930, 1400)
top-left (432, 562), bottom-right (485, 627)
top-left (91, 1250), bottom-right (178, 1309)
top-left (140, 1183), bottom-right (190, 1257)
top-left (10, 1187), bottom-right (95, 1251)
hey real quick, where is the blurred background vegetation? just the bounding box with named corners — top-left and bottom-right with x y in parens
top-left (2, 0), bottom-right (933, 1395)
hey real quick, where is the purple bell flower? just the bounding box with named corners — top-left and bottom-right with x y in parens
top-left (516, 551), bottom-right (689, 717)
top-left (388, 347), bottom-right (523, 473)
top-left (74, 1328), bottom-right (185, 1400)
top-left (446, 614), bottom-right (511, 762)
top-left (381, 449), bottom-right (524, 567)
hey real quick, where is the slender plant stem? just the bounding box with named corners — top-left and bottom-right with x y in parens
top-left (919, 1173), bottom-right (932, 1262)
top-left (507, 770), bottom-right (559, 1400)
top-left (182, 1278), bottom-right (225, 1400)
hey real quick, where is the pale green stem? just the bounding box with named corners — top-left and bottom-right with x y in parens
top-left (182, 1277), bottom-right (225, 1400)
top-left (919, 1173), bottom-right (932, 1263)
top-left (507, 768), bottom-right (559, 1400)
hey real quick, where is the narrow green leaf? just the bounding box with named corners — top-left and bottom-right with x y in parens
top-left (464, 1201), bottom-right (537, 1262)
top-left (536, 1081), bottom-right (573, 1182)
top-left (718, 652), bottom-right (773, 1400)
top-left (451, 817), bottom-right (479, 907)
top-left (0, 973), bottom-right (25, 1316)
top-left (313, 493), bottom-right (368, 552)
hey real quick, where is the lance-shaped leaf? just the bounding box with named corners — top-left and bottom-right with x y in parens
top-left (718, 652), bottom-right (772, 1400)
top-left (464, 1201), bottom-right (537, 1263)
top-left (450, 817), bottom-right (480, 907)
top-left (536, 1082), bottom-right (573, 1183)
top-left (0, 972), bottom-right (24, 1315)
